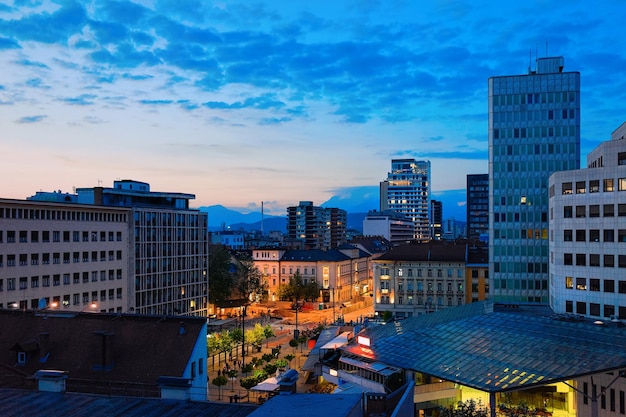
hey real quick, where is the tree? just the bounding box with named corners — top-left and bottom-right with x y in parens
top-left (263, 324), bottom-right (275, 348)
top-left (277, 272), bottom-right (312, 302)
top-left (212, 375), bottom-right (228, 400)
top-left (233, 253), bottom-right (267, 303)
top-left (289, 338), bottom-right (299, 354)
top-left (245, 323), bottom-right (267, 351)
top-left (208, 245), bottom-right (235, 306)
top-left (227, 369), bottom-right (238, 391)
top-left (285, 353), bottom-right (296, 367)
top-left (439, 399), bottom-right (489, 417)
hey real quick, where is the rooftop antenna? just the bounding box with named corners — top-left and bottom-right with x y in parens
top-left (528, 48), bottom-right (532, 73)
top-left (546, 40), bottom-right (548, 57)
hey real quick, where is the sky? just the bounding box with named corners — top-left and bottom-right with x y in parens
top-left (1, 1), bottom-right (626, 220)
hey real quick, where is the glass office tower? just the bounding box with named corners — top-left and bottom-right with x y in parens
top-left (488, 57), bottom-right (580, 303)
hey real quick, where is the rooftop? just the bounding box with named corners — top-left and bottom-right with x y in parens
top-left (342, 301), bottom-right (626, 393)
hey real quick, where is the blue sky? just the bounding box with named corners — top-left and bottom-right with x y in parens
top-left (1, 1), bottom-right (625, 219)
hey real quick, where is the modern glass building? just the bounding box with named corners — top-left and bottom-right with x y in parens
top-left (466, 174), bottom-right (489, 240)
top-left (488, 57), bottom-right (580, 303)
top-left (380, 159), bottom-right (431, 242)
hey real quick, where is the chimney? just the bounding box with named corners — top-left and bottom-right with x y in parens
top-left (93, 331), bottom-right (115, 370)
top-left (38, 332), bottom-right (50, 363)
top-left (35, 370), bottom-right (68, 393)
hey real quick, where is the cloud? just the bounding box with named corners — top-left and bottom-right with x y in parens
top-left (17, 115), bottom-right (47, 123)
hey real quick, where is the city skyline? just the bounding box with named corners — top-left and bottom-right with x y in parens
top-left (1, 1), bottom-right (625, 217)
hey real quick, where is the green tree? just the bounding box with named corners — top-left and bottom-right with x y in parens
top-left (263, 324), bottom-right (275, 348)
top-left (245, 323), bottom-right (266, 351)
top-left (211, 375), bottom-right (228, 400)
top-left (227, 369), bottom-right (239, 391)
top-left (284, 353), bottom-right (295, 367)
top-left (289, 338), bottom-right (299, 354)
top-left (240, 375), bottom-right (259, 396)
top-left (233, 253), bottom-right (267, 303)
top-left (439, 399), bottom-right (489, 417)
top-left (277, 272), bottom-right (314, 302)
top-left (208, 245), bottom-right (235, 306)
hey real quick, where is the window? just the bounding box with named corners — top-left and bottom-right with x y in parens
top-left (589, 180), bottom-right (600, 193)
top-left (619, 229), bottom-right (626, 242)
top-left (576, 254), bottom-right (586, 266)
top-left (575, 206), bottom-right (586, 218)
top-left (590, 229), bottom-right (600, 242)
top-left (575, 230), bottom-right (586, 242)
top-left (605, 229), bottom-right (615, 242)
top-left (576, 181), bottom-right (586, 194)
top-left (590, 279), bottom-right (600, 291)
top-left (562, 182), bottom-right (573, 194)
top-left (619, 178), bottom-right (626, 191)
top-left (605, 280), bottom-right (615, 293)
top-left (605, 255), bottom-right (615, 267)
top-left (590, 254), bottom-right (600, 267)
top-left (589, 205), bottom-right (600, 217)
top-left (563, 206), bottom-right (573, 218)
top-left (564, 253), bottom-right (573, 265)
top-left (620, 204), bottom-right (626, 217)
top-left (565, 276), bottom-right (573, 289)
top-left (604, 178), bottom-right (615, 192)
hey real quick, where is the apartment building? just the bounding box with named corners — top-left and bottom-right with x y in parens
top-left (0, 199), bottom-right (130, 312)
top-left (549, 122), bottom-right (626, 319)
top-left (362, 210), bottom-right (414, 245)
top-left (380, 159), bottom-right (431, 241)
top-left (286, 201), bottom-right (347, 250)
top-left (466, 173), bottom-right (489, 240)
top-left (252, 246), bottom-right (371, 305)
top-left (372, 241), bottom-right (468, 318)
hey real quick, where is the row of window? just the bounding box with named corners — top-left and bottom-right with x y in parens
top-left (492, 91), bottom-right (577, 106)
top-left (493, 125), bottom-right (578, 140)
top-left (559, 177), bottom-right (626, 195)
top-left (565, 277), bottom-right (626, 293)
top-left (582, 381), bottom-right (626, 413)
top-left (382, 281), bottom-right (465, 292)
top-left (134, 211), bottom-right (203, 228)
top-left (565, 300), bottom-right (625, 320)
top-left (0, 270), bottom-right (123, 291)
top-left (379, 267), bottom-right (464, 278)
top-left (563, 229), bottom-right (626, 242)
top-left (378, 295), bottom-right (463, 307)
top-left (562, 203), bottom-right (626, 218)
top-left (0, 207), bottom-right (127, 223)
top-left (0, 230), bottom-right (123, 243)
top-left (1, 289), bottom-right (123, 310)
top-left (0, 251), bottom-right (123, 267)
top-left (562, 253), bottom-right (626, 267)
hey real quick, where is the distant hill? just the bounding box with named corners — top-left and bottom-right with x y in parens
top-left (198, 205), bottom-right (367, 233)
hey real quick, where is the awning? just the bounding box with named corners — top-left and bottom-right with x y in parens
top-left (320, 331), bottom-right (351, 350)
top-left (251, 378), bottom-right (279, 392)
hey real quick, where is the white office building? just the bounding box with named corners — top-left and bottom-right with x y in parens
top-left (549, 122), bottom-right (626, 319)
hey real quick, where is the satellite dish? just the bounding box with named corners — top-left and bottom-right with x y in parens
top-left (38, 298), bottom-right (47, 309)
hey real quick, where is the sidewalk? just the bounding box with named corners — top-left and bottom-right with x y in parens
top-left (206, 302), bottom-right (374, 404)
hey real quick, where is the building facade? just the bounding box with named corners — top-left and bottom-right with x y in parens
top-left (286, 201), bottom-right (347, 250)
top-left (466, 174), bottom-right (489, 240)
top-left (430, 200), bottom-right (442, 240)
top-left (0, 199), bottom-right (130, 312)
top-left (489, 56), bottom-right (580, 303)
top-left (1, 180), bottom-right (209, 317)
top-left (362, 210), bottom-right (414, 245)
top-left (380, 159), bottom-right (431, 242)
top-left (372, 242), bottom-right (468, 318)
top-left (252, 247), bottom-right (371, 306)
top-left (549, 122), bottom-right (626, 319)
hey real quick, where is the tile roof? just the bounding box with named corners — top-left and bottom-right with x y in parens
top-left (0, 310), bottom-right (205, 393)
top-left (0, 388), bottom-right (257, 417)
top-left (341, 301), bottom-right (626, 393)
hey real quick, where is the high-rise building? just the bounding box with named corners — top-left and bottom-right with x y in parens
top-left (286, 201), bottom-right (347, 250)
top-left (466, 174), bottom-right (489, 240)
top-left (549, 122), bottom-right (626, 318)
top-left (380, 159), bottom-right (431, 241)
top-left (362, 210), bottom-right (414, 245)
top-left (488, 56), bottom-right (580, 303)
top-left (430, 200), bottom-right (442, 240)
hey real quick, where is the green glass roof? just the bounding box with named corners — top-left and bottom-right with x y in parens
top-left (342, 302), bottom-right (626, 392)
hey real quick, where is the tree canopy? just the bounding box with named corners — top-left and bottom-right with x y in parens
top-left (276, 272), bottom-right (320, 302)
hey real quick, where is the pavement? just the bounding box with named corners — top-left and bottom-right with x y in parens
top-left (206, 300), bottom-right (373, 404)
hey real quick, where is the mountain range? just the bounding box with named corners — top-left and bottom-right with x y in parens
top-left (198, 205), bottom-right (367, 233)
